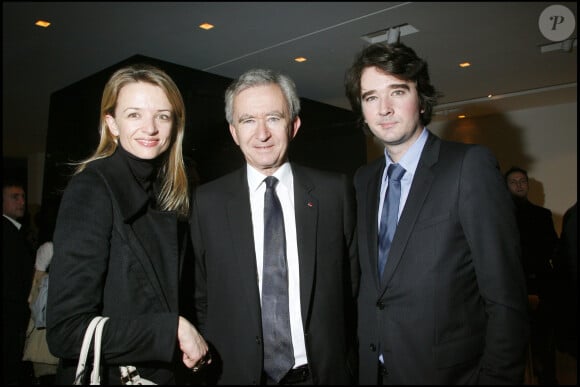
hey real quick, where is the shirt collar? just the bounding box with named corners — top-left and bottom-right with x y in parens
top-left (247, 162), bottom-right (292, 193)
top-left (383, 127), bottom-right (428, 181)
top-left (3, 214), bottom-right (22, 230)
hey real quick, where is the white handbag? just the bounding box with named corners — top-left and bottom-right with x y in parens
top-left (74, 316), bottom-right (156, 385)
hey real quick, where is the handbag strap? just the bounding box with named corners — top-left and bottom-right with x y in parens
top-left (74, 316), bottom-right (109, 385)
top-left (74, 317), bottom-right (103, 385)
top-left (91, 317), bottom-right (109, 384)
top-left (74, 316), bottom-right (156, 385)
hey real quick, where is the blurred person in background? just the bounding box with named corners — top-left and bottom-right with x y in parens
top-left (3, 178), bottom-right (35, 384)
top-left (505, 166), bottom-right (559, 385)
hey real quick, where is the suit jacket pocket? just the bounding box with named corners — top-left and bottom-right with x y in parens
top-left (432, 333), bottom-right (484, 368)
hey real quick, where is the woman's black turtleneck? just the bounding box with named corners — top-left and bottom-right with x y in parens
top-left (116, 144), bottom-right (163, 203)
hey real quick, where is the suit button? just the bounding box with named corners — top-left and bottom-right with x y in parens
top-left (256, 336), bottom-right (262, 345)
top-left (376, 301), bottom-right (385, 309)
top-left (370, 344), bottom-right (377, 352)
top-left (379, 364), bottom-right (389, 376)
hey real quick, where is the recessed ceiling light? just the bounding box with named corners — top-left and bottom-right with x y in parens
top-left (459, 62), bottom-right (471, 68)
top-left (294, 57), bottom-right (307, 63)
top-left (199, 23), bottom-right (214, 30)
top-left (35, 20), bottom-right (51, 28)
top-left (458, 114), bottom-right (467, 119)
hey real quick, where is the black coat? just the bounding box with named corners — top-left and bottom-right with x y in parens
top-left (46, 150), bottom-right (191, 384)
top-left (2, 216), bottom-right (35, 383)
top-left (513, 198), bottom-right (558, 297)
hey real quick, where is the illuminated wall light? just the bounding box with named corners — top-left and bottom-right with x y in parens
top-left (487, 94), bottom-right (493, 98)
top-left (458, 114), bottom-right (467, 119)
top-left (459, 62), bottom-right (471, 68)
top-left (199, 23), bottom-right (214, 30)
top-left (35, 20), bottom-right (51, 28)
top-left (294, 57), bottom-right (307, 63)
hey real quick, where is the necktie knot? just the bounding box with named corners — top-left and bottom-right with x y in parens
top-left (265, 176), bottom-right (278, 190)
top-left (387, 163), bottom-right (406, 182)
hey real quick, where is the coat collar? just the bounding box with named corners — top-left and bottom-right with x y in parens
top-left (91, 149), bottom-right (152, 223)
top-left (88, 149), bottom-right (180, 310)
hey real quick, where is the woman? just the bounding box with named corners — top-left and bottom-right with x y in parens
top-left (46, 64), bottom-right (209, 384)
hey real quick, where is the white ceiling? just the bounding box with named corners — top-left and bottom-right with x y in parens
top-left (2, 1), bottom-right (577, 158)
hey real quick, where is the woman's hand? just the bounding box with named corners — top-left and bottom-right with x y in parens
top-left (177, 316), bottom-right (212, 372)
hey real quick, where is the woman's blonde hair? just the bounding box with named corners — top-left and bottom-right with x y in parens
top-left (75, 63), bottom-right (189, 218)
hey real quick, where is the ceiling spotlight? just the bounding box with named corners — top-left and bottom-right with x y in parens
top-left (199, 23), bottom-right (214, 30)
top-left (361, 24), bottom-right (419, 44)
top-left (35, 20), bottom-right (51, 28)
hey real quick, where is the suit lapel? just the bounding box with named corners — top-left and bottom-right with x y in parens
top-left (292, 166), bottom-right (317, 325)
top-left (226, 170), bottom-right (263, 321)
top-left (380, 134), bottom-right (440, 290)
top-left (130, 212), bottom-right (179, 309)
top-left (363, 161), bottom-right (385, 290)
top-left (99, 152), bottom-right (172, 310)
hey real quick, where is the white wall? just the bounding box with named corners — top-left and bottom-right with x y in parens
top-left (429, 101), bottom-right (577, 234)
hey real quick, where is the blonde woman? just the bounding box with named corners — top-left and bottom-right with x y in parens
top-left (47, 64), bottom-right (209, 384)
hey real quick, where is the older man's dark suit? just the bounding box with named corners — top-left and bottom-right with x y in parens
top-left (355, 131), bottom-right (529, 384)
top-left (190, 163), bottom-right (358, 384)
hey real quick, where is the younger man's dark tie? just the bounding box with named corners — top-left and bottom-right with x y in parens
top-left (262, 176), bottom-right (294, 382)
top-left (378, 163), bottom-right (406, 279)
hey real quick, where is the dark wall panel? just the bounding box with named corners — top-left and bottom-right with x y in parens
top-left (43, 55), bottom-right (365, 204)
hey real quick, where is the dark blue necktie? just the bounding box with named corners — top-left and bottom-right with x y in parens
top-left (262, 176), bottom-right (294, 383)
top-left (378, 164), bottom-right (406, 279)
